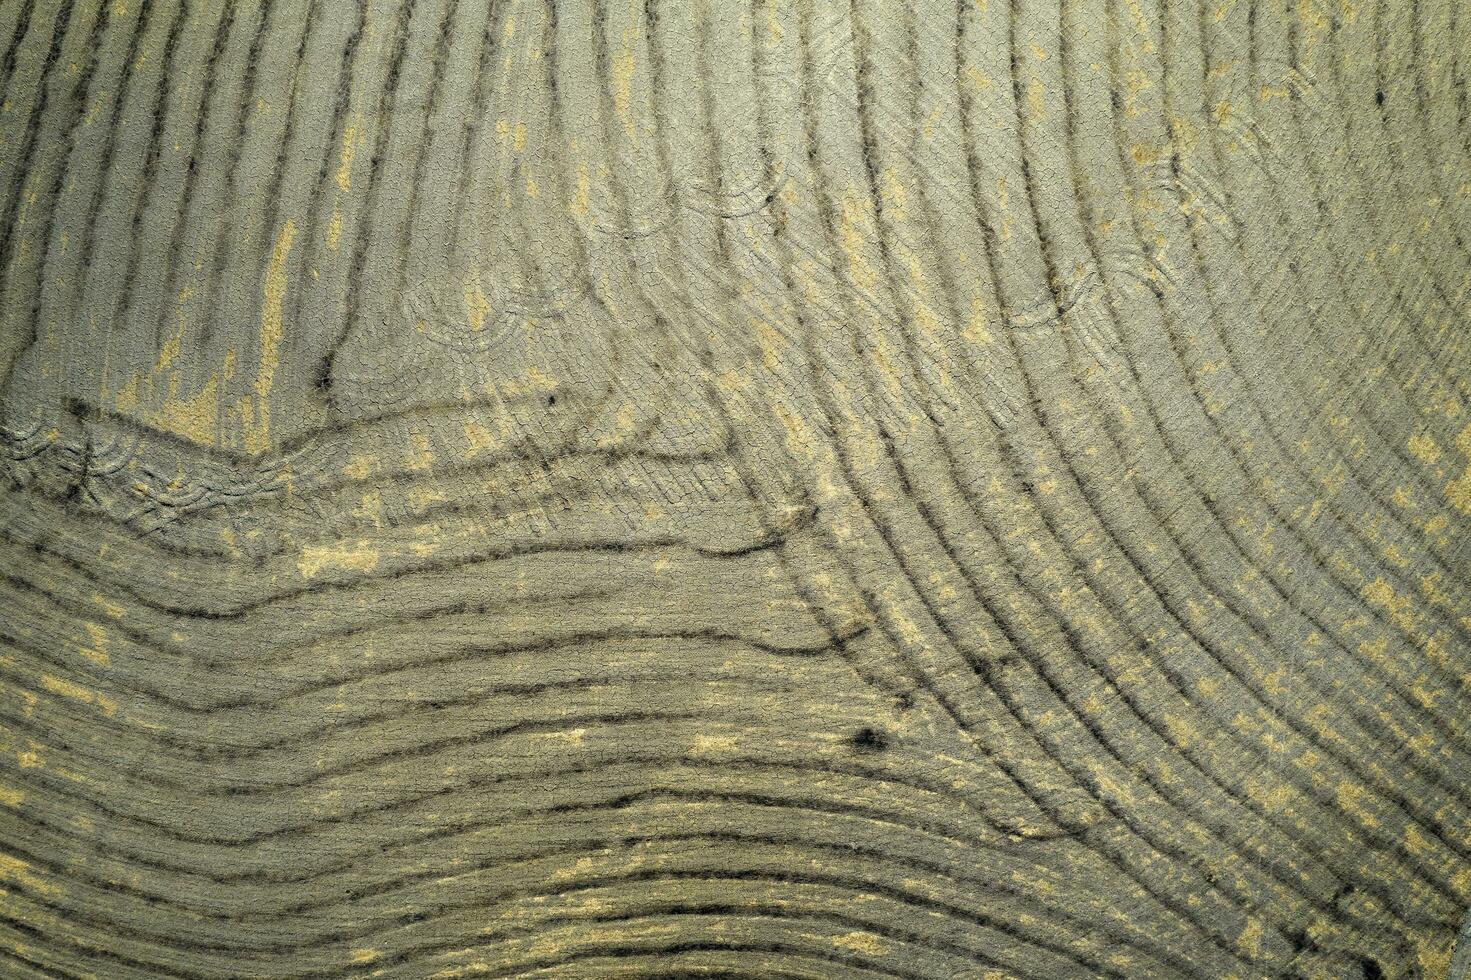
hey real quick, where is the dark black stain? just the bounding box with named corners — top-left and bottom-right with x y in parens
top-left (849, 727), bottom-right (889, 752)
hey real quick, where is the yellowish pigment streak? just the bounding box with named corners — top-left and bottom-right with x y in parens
top-left (297, 539), bottom-right (380, 578)
top-left (1443, 423), bottom-right (1471, 513)
top-left (336, 119), bottom-right (358, 192)
top-left (613, 46), bottom-right (636, 138)
top-left (252, 219), bottom-right (297, 453)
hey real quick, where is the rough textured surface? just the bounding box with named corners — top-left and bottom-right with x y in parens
top-left (1, 0), bottom-right (1470, 977)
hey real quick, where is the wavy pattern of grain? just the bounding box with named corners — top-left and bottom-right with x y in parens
top-left (1, 0), bottom-right (1469, 977)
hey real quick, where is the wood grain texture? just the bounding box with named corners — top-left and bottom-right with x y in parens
top-left (1, 0), bottom-right (1469, 976)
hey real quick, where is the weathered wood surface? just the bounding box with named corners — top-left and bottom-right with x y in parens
top-left (1, 0), bottom-right (1469, 976)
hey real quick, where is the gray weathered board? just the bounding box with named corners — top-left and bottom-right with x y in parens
top-left (1, 0), bottom-right (1470, 976)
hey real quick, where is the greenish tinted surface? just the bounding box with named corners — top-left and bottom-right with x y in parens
top-left (1, 0), bottom-right (1470, 976)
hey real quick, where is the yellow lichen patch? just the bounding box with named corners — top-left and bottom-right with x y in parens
top-left (92, 594), bottom-right (125, 620)
top-left (832, 931), bottom-right (887, 956)
top-left (1362, 577), bottom-right (1418, 633)
top-left (297, 540), bottom-right (380, 578)
top-left (613, 43), bottom-right (637, 138)
top-left (1424, 512), bottom-right (1450, 538)
top-left (462, 418), bottom-right (503, 456)
top-left (336, 116), bottom-right (360, 191)
top-left (1131, 143), bottom-right (1161, 166)
top-left (154, 325), bottom-right (181, 372)
top-left (1407, 432), bottom-right (1441, 464)
top-left (1418, 571), bottom-right (1454, 611)
top-left (462, 272), bottom-right (493, 332)
top-left (41, 675), bottom-right (117, 716)
top-left (409, 485), bottom-right (447, 510)
top-left (326, 204), bottom-right (342, 250)
top-left (1295, 0), bottom-right (1328, 31)
top-left (342, 454), bottom-right (376, 480)
top-left (0, 785), bottom-right (22, 808)
top-left (772, 402), bottom-right (820, 465)
top-left (594, 402), bottom-right (638, 450)
top-left (250, 219), bottom-right (297, 454)
top-left (1415, 932), bottom-right (1455, 980)
top-left (0, 854), bottom-right (60, 898)
top-left (1441, 422), bottom-right (1471, 513)
top-left (108, 313), bottom-right (230, 447)
top-left (1025, 78), bottom-right (1047, 119)
top-left (407, 432), bottom-right (435, 472)
top-left (963, 296), bottom-right (991, 343)
top-left (349, 949), bottom-right (379, 964)
top-left (80, 622), bottom-right (110, 666)
top-left (1334, 781), bottom-right (1379, 829)
top-left (1123, 69), bottom-right (1153, 115)
top-left (1403, 824), bottom-right (1434, 858)
top-left (995, 176), bottom-right (1014, 240)
top-left (690, 734), bottom-right (737, 755)
top-left (1235, 916), bottom-right (1265, 957)
top-left (755, 319), bottom-right (784, 372)
top-left (763, 2), bottom-right (784, 46)
top-left (879, 168), bottom-right (908, 220)
top-left (569, 162), bottom-right (591, 218)
top-left (1245, 776), bottom-right (1295, 814)
top-left (152, 372), bottom-right (219, 445)
top-left (839, 192), bottom-right (880, 294)
top-left (352, 490), bottom-right (383, 526)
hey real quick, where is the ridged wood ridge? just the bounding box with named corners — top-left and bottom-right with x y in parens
top-left (1, 0), bottom-right (1470, 977)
